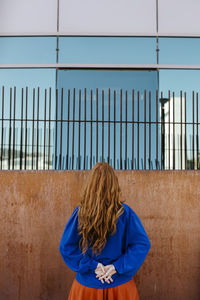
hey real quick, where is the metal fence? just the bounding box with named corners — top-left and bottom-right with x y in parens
top-left (0, 86), bottom-right (199, 170)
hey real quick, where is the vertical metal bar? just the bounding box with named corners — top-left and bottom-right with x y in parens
top-left (96, 88), bottom-right (98, 163)
top-left (67, 89), bottom-right (70, 170)
top-left (168, 90), bottom-right (170, 170)
top-left (120, 89), bottom-right (122, 169)
top-left (40, 127), bottom-right (42, 168)
top-left (132, 89), bottom-right (134, 169)
top-left (197, 92), bottom-right (199, 169)
top-left (25, 87), bottom-right (28, 170)
top-left (1, 86), bottom-right (4, 169)
top-left (48, 87), bottom-right (51, 170)
top-left (43, 89), bottom-right (47, 170)
top-left (108, 88), bottom-right (110, 165)
top-left (55, 88), bottom-right (58, 169)
top-left (173, 91), bottom-right (175, 170)
top-left (84, 88), bottom-right (87, 169)
top-left (144, 89), bottom-right (146, 170)
top-left (60, 88), bottom-right (63, 170)
top-left (125, 90), bottom-right (127, 169)
top-left (8, 88), bottom-right (12, 170)
top-left (32, 88), bottom-right (35, 169)
top-left (114, 90), bottom-right (116, 169)
top-left (12, 86), bottom-right (16, 169)
top-left (156, 89), bottom-right (158, 169)
top-left (137, 91), bottom-right (139, 169)
top-left (20, 88), bottom-right (24, 170)
top-left (180, 90), bottom-right (182, 170)
top-left (192, 90), bottom-right (195, 169)
top-left (185, 92), bottom-right (187, 169)
top-left (78, 89), bottom-right (81, 170)
top-left (36, 87), bottom-right (39, 170)
top-left (149, 91), bottom-right (151, 169)
top-left (90, 89), bottom-right (93, 169)
top-left (72, 88), bottom-right (75, 170)
top-left (102, 89), bottom-right (104, 162)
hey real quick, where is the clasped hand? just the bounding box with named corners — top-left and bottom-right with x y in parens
top-left (95, 263), bottom-right (116, 284)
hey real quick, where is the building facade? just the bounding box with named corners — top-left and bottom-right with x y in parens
top-left (0, 0), bottom-right (200, 170)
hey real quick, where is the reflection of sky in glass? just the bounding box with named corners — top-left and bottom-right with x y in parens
top-left (159, 37), bottom-right (200, 65)
top-left (160, 70), bottom-right (200, 167)
top-left (0, 69), bottom-right (56, 88)
top-left (0, 68), bottom-right (56, 118)
top-left (0, 37), bottom-right (57, 64)
top-left (159, 69), bottom-right (200, 122)
top-left (0, 69), bottom-right (56, 169)
top-left (56, 70), bottom-right (159, 170)
top-left (59, 37), bottom-right (156, 64)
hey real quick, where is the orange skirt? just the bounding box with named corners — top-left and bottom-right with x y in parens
top-left (68, 278), bottom-right (139, 300)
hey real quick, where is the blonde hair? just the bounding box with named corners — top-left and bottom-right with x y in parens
top-left (78, 162), bottom-right (125, 256)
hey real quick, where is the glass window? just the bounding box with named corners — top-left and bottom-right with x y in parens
top-left (0, 69), bottom-right (56, 170)
top-left (0, 37), bottom-right (57, 64)
top-left (159, 69), bottom-right (200, 170)
top-left (55, 69), bottom-right (159, 170)
top-left (159, 37), bottom-right (200, 65)
top-left (59, 37), bottom-right (157, 64)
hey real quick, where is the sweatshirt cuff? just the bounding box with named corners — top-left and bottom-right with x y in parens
top-left (90, 258), bottom-right (99, 270)
top-left (112, 259), bottom-right (121, 274)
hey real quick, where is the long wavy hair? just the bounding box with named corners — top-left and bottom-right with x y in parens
top-left (77, 162), bottom-right (125, 256)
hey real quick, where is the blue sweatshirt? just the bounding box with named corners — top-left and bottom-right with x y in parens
top-left (59, 202), bottom-right (151, 289)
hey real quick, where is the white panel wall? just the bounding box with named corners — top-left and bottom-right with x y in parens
top-left (0, 0), bottom-right (57, 33)
top-left (1, 0), bottom-right (200, 36)
top-left (59, 0), bottom-right (156, 34)
top-left (159, 0), bottom-right (200, 35)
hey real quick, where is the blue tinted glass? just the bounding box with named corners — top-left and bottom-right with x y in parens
top-left (159, 37), bottom-right (200, 65)
top-left (0, 69), bottom-right (56, 169)
top-left (0, 37), bottom-right (57, 64)
top-left (159, 70), bottom-right (200, 169)
top-left (159, 69), bottom-right (200, 96)
top-left (0, 68), bottom-right (56, 88)
top-left (59, 37), bottom-right (156, 64)
top-left (55, 70), bottom-right (160, 170)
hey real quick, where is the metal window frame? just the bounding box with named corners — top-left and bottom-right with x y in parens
top-left (1, 32), bottom-right (200, 37)
top-left (1, 64), bottom-right (200, 69)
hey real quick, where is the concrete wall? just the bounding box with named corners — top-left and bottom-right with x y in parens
top-left (0, 170), bottom-right (199, 300)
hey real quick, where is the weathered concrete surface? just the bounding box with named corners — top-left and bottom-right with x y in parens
top-left (0, 170), bottom-right (199, 300)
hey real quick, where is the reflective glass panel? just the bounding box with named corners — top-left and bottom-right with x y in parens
top-left (159, 69), bottom-right (200, 170)
top-left (0, 37), bottom-right (57, 64)
top-left (59, 37), bottom-right (157, 64)
top-left (159, 37), bottom-right (200, 65)
top-left (0, 69), bottom-right (56, 170)
top-left (55, 69), bottom-right (159, 170)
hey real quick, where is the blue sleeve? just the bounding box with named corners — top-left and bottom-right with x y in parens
top-left (112, 208), bottom-right (151, 276)
top-left (59, 206), bottom-right (99, 274)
